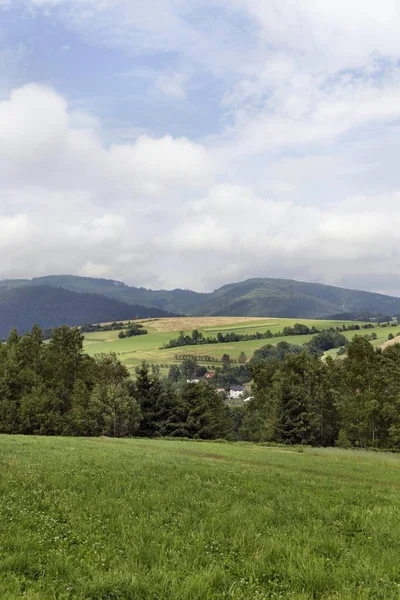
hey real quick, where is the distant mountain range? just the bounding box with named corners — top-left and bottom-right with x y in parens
top-left (1, 275), bottom-right (400, 338)
top-left (0, 285), bottom-right (173, 338)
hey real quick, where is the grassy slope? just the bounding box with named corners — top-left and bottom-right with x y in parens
top-left (323, 325), bottom-right (400, 358)
top-left (2, 436), bottom-right (400, 599)
top-left (82, 317), bottom-right (400, 372)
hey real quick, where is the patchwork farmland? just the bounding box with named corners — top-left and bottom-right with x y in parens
top-left (82, 316), bottom-right (400, 372)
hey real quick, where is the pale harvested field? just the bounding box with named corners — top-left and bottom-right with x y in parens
top-left (139, 316), bottom-right (271, 332)
top-left (379, 335), bottom-right (400, 350)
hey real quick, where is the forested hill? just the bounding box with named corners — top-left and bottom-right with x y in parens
top-left (196, 278), bottom-right (400, 318)
top-left (0, 276), bottom-right (206, 316)
top-left (0, 285), bottom-right (172, 338)
top-left (2, 275), bottom-right (400, 320)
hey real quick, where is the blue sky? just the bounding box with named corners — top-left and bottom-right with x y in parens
top-left (0, 4), bottom-right (225, 140)
top-left (2, 0), bottom-right (400, 293)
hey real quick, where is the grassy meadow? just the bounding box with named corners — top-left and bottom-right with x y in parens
top-left (2, 436), bottom-right (400, 599)
top-left (82, 316), bottom-right (400, 372)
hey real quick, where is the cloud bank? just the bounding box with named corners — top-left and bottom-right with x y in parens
top-left (1, 1), bottom-right (400, 293)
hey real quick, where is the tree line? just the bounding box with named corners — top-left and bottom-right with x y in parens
top-left (80, 321), bottom-right (135, 333)
top-left (4, 325), bottom-right (400, 449)
top-left (0, 326), bottom-right (231, 439)
top-left (162, 323), bottom-right (374, 349)
top-left (243, 336), bottom-right (400, 448)
top-left (172, 331), bottom-right (354, 367)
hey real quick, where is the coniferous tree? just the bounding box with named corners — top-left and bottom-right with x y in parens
top-left (182, 381), bottom-right (234, 439)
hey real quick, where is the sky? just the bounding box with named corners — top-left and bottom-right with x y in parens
top-left (2, 1), bottom-right (400, 294)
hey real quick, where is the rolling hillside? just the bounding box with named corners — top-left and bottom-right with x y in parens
top-left (83, 315), bottom-right (399, 373)
top-left (2, 275), bottom-right (400, 319)
top-left (0, 285), bottom-right (173, 338)
top-left (30, 275), bottom-right (206, 315)
top-left (194, 278), bottom-right (400, 318)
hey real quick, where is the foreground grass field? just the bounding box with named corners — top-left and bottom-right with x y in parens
top-left (83, 316), bottom-right (398, 372)
top-left (1, 437), bottom-right (400, 599)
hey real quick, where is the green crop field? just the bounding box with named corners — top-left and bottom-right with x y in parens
top-left (82, 316), bottom-right (400, 372)
top-left (2, 436), bottom-right (400, 599)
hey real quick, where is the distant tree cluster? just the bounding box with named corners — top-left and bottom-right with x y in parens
top-left (306, 331), bottom-right (348, 354)
top-left (251, 341), bottom-right (305, 362)
top-left (162, 323), bottom-right (374, 350)
top-left (80, 321), bottom-right (135, 333)
top-left (173, 353), bottom-right (248, 366)
top-left (163, 327), bottom-right (309, 349)
top-left (118, 324), bottom-right (148, 338)
top-left (80, 321), bottom-right (148, 338)
top-left (325, 312), bottom-right (392, 322)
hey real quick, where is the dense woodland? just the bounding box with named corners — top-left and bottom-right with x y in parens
top-left (244, 337), bottom-right (400, 448)
top-left (2, 325), bottom-right (400, 448)
top-left (0, 285), bottom-right (171, 338)
top-left (0, 326), bottom-right (230, 439)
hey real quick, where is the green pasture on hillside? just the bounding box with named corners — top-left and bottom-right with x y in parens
top-left (323, 324), bottom-right (400, 358)
top-left (82, 317), bottom-right (400, 372)
top-left (2, 436), bottom-right (400, 599)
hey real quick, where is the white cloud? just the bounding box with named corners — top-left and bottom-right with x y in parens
top-left (229, 0), bottom-right (400, 71)
top-left (18, 0), bottom-right (400, 76)
top-left (3, 2), bottom-right (400, 294)
top-left (109, 135), bottom-right (211, 195)
top-left (0, 84), bottom-right (212, 194)
top-left (78, 261), bottom-right (112, 278)
top-left (156, 72), bottom-right (188, 99)
top-left (0, 84), bottom-right (69, 166)
top-left (171, 184), bottom-right (400, 289)
top-left (217, 61), bottom-right (400, 160)
top-left (0, 214), bottom-right (35, 249)
top-left (0, 84), bottom-right (213, 285)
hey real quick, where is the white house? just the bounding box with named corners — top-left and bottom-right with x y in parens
top-left (229, 386), bottom-right (244, 399)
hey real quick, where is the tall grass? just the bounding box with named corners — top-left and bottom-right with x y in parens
top-left (1, 436), bottom-right (400, 599)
